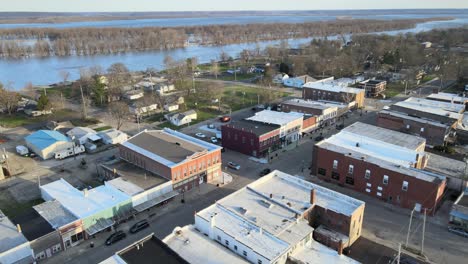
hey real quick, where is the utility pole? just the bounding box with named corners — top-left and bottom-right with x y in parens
top-left (79, 84), bottom-right (87, 119)
top-left (257, 94), bottom-right (260, 105)
top-left (397, 243), bottom-right (401, 264)
top-left (421, 208), bottom-right (427, 255)
top-left (404, 81), bottom-right (408, 96)
top-left (2, 148), bottom-right (10, 176)
top-left (405, 208), bottom-right (415, 248)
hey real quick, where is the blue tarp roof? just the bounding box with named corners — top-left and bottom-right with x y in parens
top-left (25, 130), bottom-right (69, 150)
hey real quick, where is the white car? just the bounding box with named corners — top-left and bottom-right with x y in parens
top-left (195, 133), bottom-right (206, 138)
top-left (210, 137), bottom-right (218, 143)
top-left (227, 162), bottom-right (240, 170)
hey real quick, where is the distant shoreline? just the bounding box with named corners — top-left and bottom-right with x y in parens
top-left (0, 9), bottom-right (466, 25)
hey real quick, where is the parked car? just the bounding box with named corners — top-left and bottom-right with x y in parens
top-left (220, 116), bottom-right (231, 122)
top-left (208, 124), bottom-right (215, 129)
top-left (195, 133), bottom-right (206, 138)
top-left (314, 135), bottom-right (324, 142)
top-left (210, 137), bottom-right (218, 144)
top-left (227, 162), bottom-right (240, 170)
top-left (259, 168), bottom-right (271, 176)
top-left (129, 220), bottom-right (149, 234)
top-left (105, 231), bottom-right (126, 245)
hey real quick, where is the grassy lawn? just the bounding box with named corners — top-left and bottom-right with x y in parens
top-left (421, 74), bottom-right (436, 83)
top-left (71, 118), bottom-right (100, 127)
top-left (0, 109), bottom-right (78, 128)
top-left (44, 85), bottom-right (74, 99)
top-left (143, 112), bottom-right (166, 123)
top-left (385, 82), bottom-right (406, 98)
top-left (156, 121), bottom-right (182, 130)
top-left (94, 125), bottom-right (113, 132)
top-left (0, 198), bottom-right (44, 219)
top-left (216, 73), bottom-right (258, 81)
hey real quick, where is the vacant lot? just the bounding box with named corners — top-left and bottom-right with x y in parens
top-left (0, 109), bottom-right (79, 128)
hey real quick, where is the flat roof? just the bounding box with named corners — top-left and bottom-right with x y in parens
top-left (33, 200), bottom-right (78, 229)
top-left (427, 93), bottom-right (468, 104)
top-left (225, 119), bottom-right (280, 136)
top-left (303, 81), bottom-right (363, 94)
top-left (425, 154), bottom-right (467, 179)
top-left (246, 110), bottom-right (303, 126)
top-left (106, 178), bottom-right (145, 196)
top-left (317, 126), bottom-right (445, 183)
top-left (11, 208), bottom-right (54, 241)
top-left (379, 110), bottom-right (449, 128)
top-left (290, 239), bottom-right (360, 264)
top-left (163, 226), bottom-right (248, 264)
top-left (121, 129), bottom-right (221, 167)
top-left (342, 122), bottom-right (426, 150)
top-left (117, 234), bottom-right (188, 264)
top-left (102, 160), bottom-right (168, 190)
top-left (392, 98), bottom-right (464, 120)
top-left (282, 98), bottom-right (344, 110)
top-left (40, 179), bottom-right (130, 219)
top-left (0, 210), bottom-right (29, 253)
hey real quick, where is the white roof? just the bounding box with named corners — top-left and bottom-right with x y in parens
top-left (393, 97), bottom-right (464, 120)
top-left (198, 203), bottom-right (290, 261)
top-left (379, 110), bottom-right (449, 129)
top-left (163, 225), bottom-right (249, 264)
top-left (33, 200), bottom-right (78, 229)
top-left (282, 99), bottom-right (345, 111)
top-left (303, 81), bottom-right (363, 94)
top-left (66, 127), bottom-right (96, 138)
top-left (105, 178), bottom-right (144, 196)
top-left (40, 179), bottom-right (130, 219)
top-left (0, 210), bottom-right (30, 254)
top-left (246, 110), bottom-right (303, 126)
top-left (290, 240), bottom-right (360, 264)
top-left (427, 93), bottom-right (468, 104)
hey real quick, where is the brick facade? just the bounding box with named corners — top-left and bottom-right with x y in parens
top-left (221, 125), bottom-right (280, 157)
top-left (302, 87), bottom-right (365, 108)
top-left (311, 146), bottom-right (446, 215)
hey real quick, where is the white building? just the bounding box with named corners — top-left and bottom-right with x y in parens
top-left (283, 75), bottom-right (316, 88)
top-left (165, 110), bottom-right (197, 127)
top-left (97, 129), bottom-right (128, 145)
top-left (66, 127), bottom-right (98, 145)
top-left (129, 103), bottom-right (158, 116)
top-left (124, 90), bottom-right (144, 100)
top-left (164, 103), bottom-right (180, 112)
top-left (164, 170), bottom-right (363, 264)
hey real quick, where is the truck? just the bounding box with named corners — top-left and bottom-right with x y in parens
top-left (16, 145), bottom-right (29, 156)
top-left (54, 145), bottom-right (86, 160)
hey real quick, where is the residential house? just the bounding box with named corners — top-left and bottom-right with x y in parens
top-left (97, 129), bottom-right (128, 145)
top-left (283, 75), bottom-right (316, 88)
top-left (165, 110), bottom-right (197, 127)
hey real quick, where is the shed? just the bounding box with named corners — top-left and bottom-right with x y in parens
top-left (97, 129), bottom-right (128, 145)
top-left (66, 127), bottom-right (97, 145)
top-left (25, 130), bottom-right (73, 160)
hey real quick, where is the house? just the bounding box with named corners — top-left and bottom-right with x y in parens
top-left (25, 130), bottom-right (74, 160)
top-left (283, 75), bottom-right (316, 88)
top-left (22, 100), bottom-right (52, 117)
top-left (302, 81), bottom-right (365, 108)
top-left (119, 128), bottom-right (222, 191)
top-left (155, 83), bottom-right (176, 95)
top-left (377, 97), bottom-right (464, 146)
top-left (421, 41), bottom-right (432, 48)
top-left (357, 80), bottom-right (387, 97)
top-left (311, 122), bottom-right (446, 215)
top-left (124, 90), bottom-right (144, 100)
top-left (165, 110), bottom-right (197, 127)
top-left (97, 129), bottom-right (128, 145)
top-left (163, 170), bottom-right (364, 264)
top-left (129, 103), bottom-right (158, 117)
top-left (0, 210), bottom-right (35, 264)
top-left (449, 188), bottom-right (468, 236)
top-left (164, 103), bottom-right (180, 112)
top-left (40, 179), bottom-right (132, 237)
top-left (66, 127), bottom-right (97, 145)
top-left (273, 73), bottom-right (289, 84)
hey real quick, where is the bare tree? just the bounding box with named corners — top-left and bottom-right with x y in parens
top-left (0, 82), bottom-right (21, 115)
top-left (211, 60), bottom-right (220, 79)
top-left (108, 101), bottom-right (130, 130)
top-left (59, 70), bottom-right (70, 85)
top-left (219, 51), bottom-right (230, 62)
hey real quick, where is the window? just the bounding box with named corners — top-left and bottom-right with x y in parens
top-left (348, 165), bottom-right (354, 174)
top-left (345, 176), bottom-right (355, 185)
top-left (402, 181), bottom-right (409, 191)
top-left (234, 134), bottom-right (238, 140)
top-left (225, 240), bottom-right (229, 246)
top-left (377, 192), bottom-right (382, 197)
top-left (331, 171), bottom-right (340, 180)
top-left (258, 260), bottom-right (263, 264)
top-left (242, 137), bottom-right (246, 144)
top-left (333, 160), bottom-right (338, 169)
top-left (383, 175), bottom-right (389, 185)
top-left (234, 245), bottom-right (238, 251)
top-left (420, 127), bottom-right (425, 133)
top-left (318, 168), bottom-right (326, 176)
top-left (365, 188), bottom-right (371, 193)
top-left (365, 169), bottom-right (371, 179)
top-left (406, 124), bottom-right (410, 129)
top-left (217, 235), bottom-right (221, 241)
top-left (251, 139), bottom-right (254, 146)
top-left (243, 251), bottom-right (248, 257)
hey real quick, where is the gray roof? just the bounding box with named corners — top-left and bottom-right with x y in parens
top-left (166, 110), bottom-right (196, 122)
top-left (0, 210), bottom-right (29, 253)
top-left (343, 122), bottom-right (426, 150)
top-left (33, 200), bottom-right (78, 229)
top-left (125, 130), bottom-right (207, 163)
top-left (225, 119), bottom-right (280, 136)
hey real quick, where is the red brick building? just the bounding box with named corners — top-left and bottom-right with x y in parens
top-left (311, 122), bottom-right (446, 215)
top-left (120, 129), bottom-right (222, 191)
top-left (221, 119), bottom-right (281, 157)
top-left (357, 79), bottom-right (387, 97)
top-left (302, 81), bottom-right (365, 108)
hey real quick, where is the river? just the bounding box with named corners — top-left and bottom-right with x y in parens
top-left (1, 11), bottom-right (468, 89)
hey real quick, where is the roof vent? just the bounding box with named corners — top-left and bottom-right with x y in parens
top-left (356, 143), bottom-right (360, 147)
top-left (348, 153), bottom-right (352, 156)
top-left (175, 142), bottom-right (180, 146)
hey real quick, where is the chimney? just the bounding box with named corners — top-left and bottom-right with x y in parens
top-left (310, 189), bottom-right (316, 205)
top-left (270, 193), bottom-right (273, 199)
top-left (16, 224), bottom-right (22, 233)
top-left (337, 240), bottom-right (344, 255)
top-left (83, 189), bottom-right (88, 197)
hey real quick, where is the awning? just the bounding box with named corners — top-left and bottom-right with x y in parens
top-left (134, 191), bottom-right (179, 213)
top-left (86, 218), bottom-right (115, 236)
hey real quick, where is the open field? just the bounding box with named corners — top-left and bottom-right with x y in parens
top-left (0, 109), bottom-right (79, 128)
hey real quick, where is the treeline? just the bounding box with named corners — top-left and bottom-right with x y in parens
top-left (0, 17), bottom-right (451, 58)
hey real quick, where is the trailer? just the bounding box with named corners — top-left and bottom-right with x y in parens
top-left (54, 145), bottom-right (85, 160)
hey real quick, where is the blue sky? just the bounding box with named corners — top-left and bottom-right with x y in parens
top-left (1, 0), bottom-right (467, 12)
